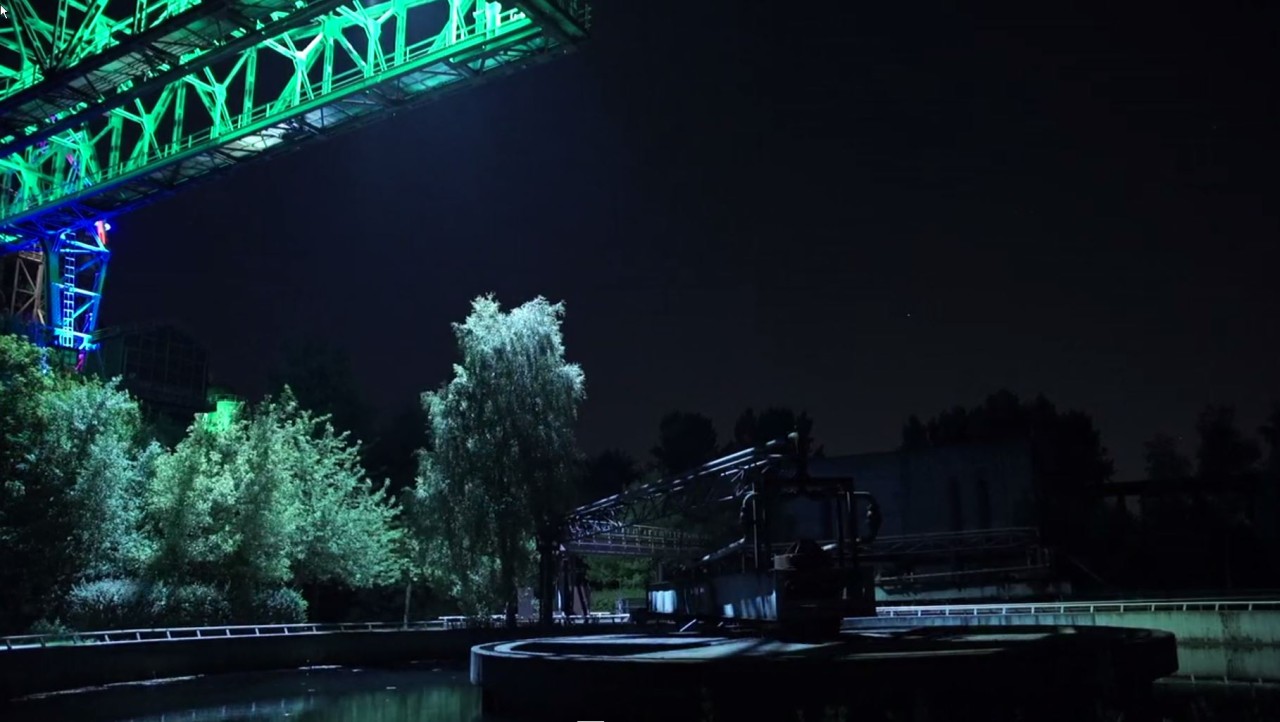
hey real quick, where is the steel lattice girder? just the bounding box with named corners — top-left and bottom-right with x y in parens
top-left (0, 0), bottom-right (589, 245)
top-left (0, 0), bottom-right (355, 156)
top-left (563, 525), bottom-right (712, 558)
top-left (563, 446), bottom-right (790, 543)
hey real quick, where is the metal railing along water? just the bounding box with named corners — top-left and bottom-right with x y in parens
top-left (876, 598), bottom-right (1280, 618)
top-left (4, 598), bottom-right (1272, 649)
top-left (0, 612), bottom-right (630, 651)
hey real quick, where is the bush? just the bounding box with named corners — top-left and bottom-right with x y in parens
top-left (28, 617), bottom-right (74, 638)
top-left (144, 583), bottom-right (231, 627)
top-left (65, 578), bottom-right (144, 631)
top-left (26, 614), bottom-right (74, 642)
top-left (253, 588), bottom-right (308, 624)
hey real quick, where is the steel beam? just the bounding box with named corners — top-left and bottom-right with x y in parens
top-left (862, 527), bottom-right (1043, 561)
top-left (0, 0), bottom-right (591, 245)
top-left (563, 525), bottom-right (712, 558)
top-left (564, 444), bottom-right (789, 543)
top-left (0, 0), bottom-right (353, 157)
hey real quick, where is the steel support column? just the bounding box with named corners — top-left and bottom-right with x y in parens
top-left (2, 248), bottom-right (46, 324)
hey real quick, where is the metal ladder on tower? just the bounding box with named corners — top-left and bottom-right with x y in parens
top-left (60, 251), bottom-right (77, 346)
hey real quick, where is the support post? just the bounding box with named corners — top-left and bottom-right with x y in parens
top-left (2, 249), bottom-right (47, 328)
top-left (402, 578), bottom-right (412, 628)
top-left (537, 528), bottom-right (557, 629)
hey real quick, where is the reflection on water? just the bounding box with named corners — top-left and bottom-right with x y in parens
top-left (1155, 680), bottom-right (1280, 722)
top-left (2, 665), bottom-right (1278, 722)
top-left (1, 664), bottom-right (482, 722)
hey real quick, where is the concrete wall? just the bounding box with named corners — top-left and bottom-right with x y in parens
top-left (798, 442), bottom-right (1036, 538)
top-left (0, 626), bottom-right (625, 702)
top-left (899, 443), bottom-right (1035, 533)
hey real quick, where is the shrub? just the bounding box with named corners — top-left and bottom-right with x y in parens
top-left (27, 617), bottom-right (75, 642)
top-left (146, 583), bottom-right (231, 627)
top-left (28, 617), bottom-right (73, 635)
top-left (65, 578), bottom-right (144, 631)
top-left (253, 588), bottom-right (308, 624)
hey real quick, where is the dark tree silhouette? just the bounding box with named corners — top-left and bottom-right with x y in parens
top-left (1195, 405), bottom-right (1261, 478)
top-left (268, 338), bottom-right (370, 441)
top-left (364, 402), bottom-right (428, 499)
top-left (1143, 434), bottom-right (1192, 480)
top-left (729, 407), bottom-right (804, 452)
top-left (1258, 402), bottom-right (1280, 475)
top-left (1257, 403), bottom-right (1280, 567)
top-left (578, 450), bottom-right (642, 505)
top-left (901, 415), bottom-right (928, 451)
top-left (651, 411), bottom-right (718, 475)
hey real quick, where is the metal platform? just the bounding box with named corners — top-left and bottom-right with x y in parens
top-left (471, 626), bottom-right (1179, 722)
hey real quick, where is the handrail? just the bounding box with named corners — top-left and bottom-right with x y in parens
top-left (5, 599), bottom-right (1274, 649)
top-left (0, 613), bottom-right (630, 651)
top-left (877, 599), bottom-right (1280, 618)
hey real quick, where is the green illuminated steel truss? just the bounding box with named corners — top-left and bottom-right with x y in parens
top-left (0, 0), bottom-right (590, 245)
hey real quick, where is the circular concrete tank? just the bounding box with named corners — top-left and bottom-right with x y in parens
top-left (471, 625), bottom-right (1177, 721)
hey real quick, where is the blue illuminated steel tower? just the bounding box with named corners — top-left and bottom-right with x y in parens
top-left (0, 0), bottom-right (589, 350)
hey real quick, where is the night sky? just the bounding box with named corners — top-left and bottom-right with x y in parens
top-left (100, 0), bottom-right (1278, 479)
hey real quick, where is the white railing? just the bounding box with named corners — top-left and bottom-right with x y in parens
top-left (5, 599), bottom-right (1273, 649)
top-left (877, 598), bottom-right (1280, 618)
top-left (0, 612), bottom-right (631, 651)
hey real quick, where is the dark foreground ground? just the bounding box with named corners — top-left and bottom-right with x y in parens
top-left (1, 664), bottom-right (1277, 722)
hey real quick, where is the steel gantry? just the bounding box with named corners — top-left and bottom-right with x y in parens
top-left (562, 440), bottom-right (797, 546)
top-left (0, 0), bottom-right (589, 348)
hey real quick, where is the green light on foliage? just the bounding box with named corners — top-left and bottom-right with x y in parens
top-left (202, 398), bottom-right (241, 432)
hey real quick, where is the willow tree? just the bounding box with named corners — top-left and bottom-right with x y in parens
top-left (412, 296), bottom-right (585, 619)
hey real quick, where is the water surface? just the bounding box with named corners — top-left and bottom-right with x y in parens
top-left (2, 663), bottom-right (482, 722)
top-left (4, 664), bottom-right (1278, 722)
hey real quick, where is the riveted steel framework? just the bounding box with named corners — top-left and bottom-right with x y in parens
top-left (2, 249), bottom-right (46, 323)
top-left (563, 444), bottom-right (791, 544)
top-left (0, 0), bottom-right (589, 346)
top-left (563, 525), bottom-right (712, 558)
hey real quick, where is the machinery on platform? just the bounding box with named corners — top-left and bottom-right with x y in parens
top-left (563, 425), bottom-right (882, 635)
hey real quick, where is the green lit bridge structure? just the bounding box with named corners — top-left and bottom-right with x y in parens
top-left (0, 0), bottom-right (589, 350)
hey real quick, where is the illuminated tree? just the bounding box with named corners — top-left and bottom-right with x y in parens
top-left (0, 335), bottom-right (157, 631)
top-left (411, 296), bottom-right (586, 620)
top-left (147, 392), bottom-right (401, 604)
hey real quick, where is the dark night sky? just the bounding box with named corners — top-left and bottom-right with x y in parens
top-left (101, 0), bottom-right (1278, 479)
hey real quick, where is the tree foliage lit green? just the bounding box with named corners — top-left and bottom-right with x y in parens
top-left (1, 336), bottom-right (158, 629)
top-left (0, 334), bottom-right (402, 633)
top-left (148, 392), bottom-right (402, 595)
top-left (410, 296), bottom-right (585, 617)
